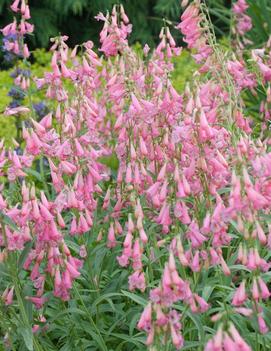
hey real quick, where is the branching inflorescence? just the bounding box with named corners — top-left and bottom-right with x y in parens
top-left (1, 0), bottom-right (271, 350)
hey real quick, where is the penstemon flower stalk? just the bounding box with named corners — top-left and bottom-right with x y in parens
top-left (0, 0), bottom-right (271, 350)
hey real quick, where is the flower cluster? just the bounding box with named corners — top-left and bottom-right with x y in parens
top-left (232, 0), bottom-right (252, 37)
top-left (176, 1), bottom-right (212, 68)
top-left (1, 1), bottom-right (271, 350)
top-left (1, 0), bottom-right (33, 59)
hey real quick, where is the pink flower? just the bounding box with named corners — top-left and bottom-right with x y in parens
top-left (79, 245), bottom-right (87, 258)
top-left (128, 271), bottom-right (146, 292)
top-left (137, 303), bottom-right (152, 331)
top-left (258, 314), bottom-right (269, 334)
top-left (107, 223), bottom-right (116, 248)
top-left (232, 281), bottom-right (247, 306)
top-left (25, 296), bottom-right (48, 309)
top-left (4, 106), bottom-right (30, 115)
top-left (10, 0), bottom-right (20, 12)
top-left (3, 287), bottom-right (14, 305)
top-left (258, 277), bottom-right (270, 299)
top-left (186, 221), bottom-right (207, 248)
top-left (257, 61), bottom-right (271, 82)
top-left (170, 324), bottom-right (184, 350)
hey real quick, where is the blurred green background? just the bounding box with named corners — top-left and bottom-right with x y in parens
top-left (0, 0), bottom-right (231, 53)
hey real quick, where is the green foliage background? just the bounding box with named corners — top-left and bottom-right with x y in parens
top-left (0, 49), bottom-right (52, 143)
top-left (0, 0), bottom-right (230, 51)
top-left (0, 1), bottom-right (271, 350)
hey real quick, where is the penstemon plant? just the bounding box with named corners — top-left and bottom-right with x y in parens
top-left (0, 0), bottom-right (271, 350)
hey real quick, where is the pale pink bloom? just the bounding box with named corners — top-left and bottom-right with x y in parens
top-left (186, 221), bottom-right (207, 248)
top-left (4, 106), bottom-right (30, 115)
top-left (247, 186), bottom-right (268, 209)
top-left (25, 296), bottom-right (48, 309)
top-left (145, 326), bottom-right (155, 346)
top-left (235, 111), bottom-right (252, 133)
top-left (3, 287), bottom-right (14, 305)
top-left (1, 23), bottom-right (13, 36)
top-left (258, 314), bottom-right (269, 334)
top-left (232, 281), bottom-right (247, 306)
top-left (139, 228), bottom-right (148, 244)
top-left (258, 277), bottom-right (270, 299)
top-left (157, 163), bottom-right (167, 181)
top-left (193, 294), bottom-right (209, 312)
top-left (191, 250), bottom-right (200, 272)
top-left (204, 326), bottom-right (223, 350)
top-left (228, 324), bottom-right (251, 350)
top-left (227, 60), bottom-right (256, 90)
top-left (234, 307), bottom-right (253, 317)
top-left (257, 61), bottom-right (271, 82)
top-left (128, 214), bottom-right (135, 233)
top-left (128, 271), bottom-right (145, 292)
top-left (146, 181), bottom-right (160, 198)
top-left (79, 245), bottom-right (87, 258)
top-left (78, 213), bottom-right (90, 234)
top-left (233, 0), bottom-right (249, 14)
top-left (255, 222), bottom-right (266, 245)
top-left (23, 5), bottom-right (31, 19)
top-left (157, 202), bottom-right (172, 228)
top-left (236, 14), bottom-right (252, 35)
top-left (66, 260), bottom-right (81, 279)
top-left (246, 248), bottom-right (257, 270)
top-left (143, 44), bottom-right (150, 56)
top-left (132, 239), bottom-right (142, 270)
top-left (220, 255), bottom-right (231, 276)
top-left (155, 305), bottom-right (167, 326)
top-left (209, 248), bottom-right (220, 265)
top-left (252, 278), bottom-right (260, 300)
top-left (170, 324), bottom-right (184, 350)
top-left (137, 303), bottom-right (152, 332)
top-left (199, 110), bottom-right (214, 141)
top-left (174, 201), bottom-right (191, 224)
top-left (107, 223), bottom-right (116, 248)
top-left (10, 0), bottom-right (20, 12)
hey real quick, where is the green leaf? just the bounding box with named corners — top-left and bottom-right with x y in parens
top-left (181, 341), bottom-right (204, 350)
top-left (18, 241), bottom-right (33, 270)
top-left (121, 290), bottom-right (147, 306)
top-left (98, 153), bottom-right (119, 171)
top-left (109, 332), bottom-right (145, 348)
top-left (202, 285), bottom-right (215, 302)
top-left (24, 167), bottom-right (43, 182)
top-left (48, 307), bottom-right (87, 323)
top-left (18, 326), bottom-right (33, 351)
top-left (80, 321), bottom-right (108, 351)
top-left (0, 210), bottom-right (18, 231)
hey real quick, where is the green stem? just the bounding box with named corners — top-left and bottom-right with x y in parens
top-left (1, 221), bottom-right (44, 351)
top-left (73, 285), bottom-right (108, 351)
top-left (39, 157), bottom-right (50, 198)
top-left (12, 269), bottom-right (44, 351)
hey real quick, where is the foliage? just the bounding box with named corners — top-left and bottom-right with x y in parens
top-left (246, 0), bottom-right (271, 46)
top-left (0, 0), bottom-right (232, 56)
top-left (0, 49), bottom-right (51, 144)
top-left (0, 1), bottom-right (271, 351)
top-left (0, 70), bottom-right (15, 143)
top-left (172, 49), bottom-right (198, 92)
